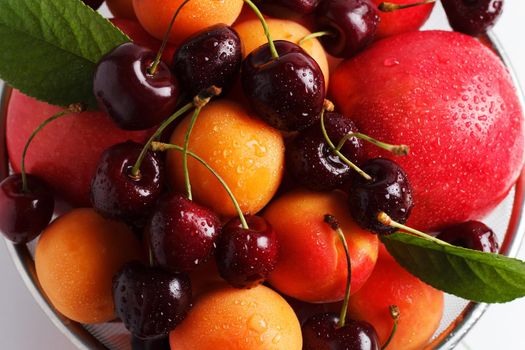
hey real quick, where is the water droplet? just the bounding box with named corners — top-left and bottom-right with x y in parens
top-left (248, 314), bottom-right (268, 334)
top-left (383, 58), bottom-right (399, 67)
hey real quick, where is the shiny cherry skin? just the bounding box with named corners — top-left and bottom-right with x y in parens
top-left (442, 0), bottom-right (503, 36)
top-left (82, 0), bottom-right (104, 10)
top-left (172, 25), bottom-right (242, 97)
top-left (0, 174), bottom-right (54, 244)
top-left (90, 141), bottom-right (164, 224)
top-left (316, 0), bottom-right (380, 58)
top-left (113, 262), bottom-right (192, 339)
top-left (241, 40), bottom-right (326, 131)
top-left (437, 221), bottom-right (499, 253)
top-left (302, 313), bottom-right (380, 350)
top-left (260, 0), bottom-right (321, 17)
top-left (216, 216), bottom-right (279, 289)
top-left (132, 336), bottom-right (170, 350)
top-left (348, 158), bottom-right (413, 235)
top-left (148, 194), bottom-right (221, 272)
top-left (286, 111), bottom-right (364, 191)
top-left (93, 43), bottom-right (179, 130)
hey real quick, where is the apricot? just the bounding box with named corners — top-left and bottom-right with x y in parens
top-left (348, 252), bottom-right (444, 350)
top-left (263, 191), bottom-right (379, 303)
top-left (133, 0), bottom-right (244, 45)
top-left (35, 209), bottom-right (143, 324)
top-left (169, 284), bottom-right (302, 350)
top-left (107, 0), bottom-right (136, 20)
top-left (167, 100), bottom-right (285, 217)
top-left (233, 18), bottom-right (330, 86)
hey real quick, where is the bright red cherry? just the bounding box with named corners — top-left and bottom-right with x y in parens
top-left (437, 221), bottom-right (499, 253)
top-left (442, 0), bottom-right (503, 36)
top-left (93, 43), bottom-right (179, 130)
top-left (0, 174), bottom-right (54, 244)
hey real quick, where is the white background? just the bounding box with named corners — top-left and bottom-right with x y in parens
top-left (1, 1), bottom-right (525, 349)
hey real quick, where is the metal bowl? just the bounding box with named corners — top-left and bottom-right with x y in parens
top-left (1, 29), bottom-right (524, 350)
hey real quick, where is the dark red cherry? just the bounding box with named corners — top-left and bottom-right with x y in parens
top-left (93, 43), bottom-right (179, 130)
top-left (302, 313), bottom-right (380, 350)
top-left (0, 174), bottom-right (54, 244)
top-left (286, 111), bottom-right (364, 191)
top-left (132, 336), bottom-right (170, 350)
top-left (148, 194), bottom-right (221, 272)
top-left (442, 0), bottom-right (503, 36)
top-left (172, 25), bottom-right (242, 97)
top-left (316, 0), bottom-right (380, 58)
top-left (241, 40), bottom-right (326, 131)
top-left (113, 262), bottom-right (192, 339)
top-left (260, 0), bottom-right (321, 17)
top-left (90, 141), bottom-right (164, 224)
top-left (216, 216), bottom-right (279, 289)
top-left (82, 0), bottom-right (104, 10)
top-left (348, 158), bottom-right (413, 235)
top-left (437, 221), bottom-right (499, 253)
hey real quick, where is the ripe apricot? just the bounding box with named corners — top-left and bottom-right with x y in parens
top-left (264, 190), bottom-right (378, 303)
top-left (348, 252), bottom-right (444, 350)
top-left (233, 18), bottom-right (330, 86)
top-left (107, 0), bottom-right (136, 20)
top-left (169, 284), bottom-right (302, 350)
top-left (35, 209), bottom-right (143, 324)
top-left (167, 100), bottom-right (285, 217)
top-left (133, 0), bottom-right (244, 45)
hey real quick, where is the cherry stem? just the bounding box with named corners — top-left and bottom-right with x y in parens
top-left (377, 212), bottom-right (453, 246)
top-left (148, 0), bottom-right (192, 76)
top-left (381, 305), bottom-right (400, 350)
top-left (151, 142), bottom-right (249, 230)
top-left (298, 31), bottom-right (334, 46)
top-left (320, 101), bottom-right (372, 181)
top-left (378, 0), bottom-right (435, 12)
top-left (243, 0), bottom-right (279, 60)
top-left (131, 86), bottom-right (222, 179)
top-left (324, 215), bottom-right (351, 329)
top-left (336, 132), bottom-right (409, 156)
top-left (21, 103), bottom-right (84, 193)
top-left (183, 105), bottom-right (204, 201)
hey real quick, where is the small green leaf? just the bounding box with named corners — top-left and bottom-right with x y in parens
top-left (0, 0), bottom-right (130, 109)
top-left (381, 233), bottom-right (525, 303)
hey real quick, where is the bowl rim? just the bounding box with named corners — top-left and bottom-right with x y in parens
top-left (1, 30), bottom-right (524, 350)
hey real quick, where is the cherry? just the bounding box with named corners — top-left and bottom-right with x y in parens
top-left (132, 336), bottom-right (170, 350)
top-left (93, 43), bottom-right (179, 130)
top-left (241, 40), bottom-right (326, 131)
top-left (147, 194), bottom-right (221, 272)
top-left (113, 262), bottom-right (192, 339)
top-left (0, 174), bottom-right (54, 244)
top-left (286, 111), bottom-right (364, 191)
top-left (90, 141), bottom-right (164, 223)
top-left (442, 0), bottom-right (503, 36)
top-left (216, 215), bottom-right (279, 289)
top-left (315, 0), bottom-right (380, 58)
top-left (172, 25), bottom-right (242, 97)
top-left (437, 221), bottom-right (499, 253)
top-left (82, 0), bottom-right (104, 10)
top-left (348, 158), bottom-right (413, 235)
top-left (260, 0), bottom-right (322, 17)
top-left (302, 314), bottom-right (381, 350)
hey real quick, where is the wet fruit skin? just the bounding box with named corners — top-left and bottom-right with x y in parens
top-left (167, 99), bottom-right (285, 217)
top-left (93, 42), bottom-right (179, 131)
top-left (147, 194), bottom-right (222, 273)
top-left (442, 0), bottom-right (503, 36)
top-left (260, 0), bottom-right (321, 17)
top-left (0, 174), bottom-right (54, 244)
top-left (371, 0), bottom-right (435, 39)
top-left (330, 30), bottom-right (525, 231)
top-left (172, 25), bottom-right (243, 97)
top-left (242, 40), bottom-right (326, 131)
top-left (169, 284), bottom-right (303, 350)
top-left (264, 190), bottom-right (379, 303)
top-left (90, 141), bottom-right (164, 223)
top-left (437, 220), bottom-right (499, 253)
top-left (35, 208), bottom-right (143, 324)
top-left (113, 262), bottom-right (192, 339)
top-left (348, 250), bottom-right (444, 350)
top-left (302, 314), bottom-right (380, 350)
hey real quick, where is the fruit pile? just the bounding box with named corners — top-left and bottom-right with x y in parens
top-left (0, 0), bottom-right (523, 349)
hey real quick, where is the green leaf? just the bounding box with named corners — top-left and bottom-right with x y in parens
top-left (0, 0), bottom-right (130, 109)
top-left (381, 233), bottom-right (525, 303)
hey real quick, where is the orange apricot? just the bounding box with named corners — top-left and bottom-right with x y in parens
top-left (264, 190), bottom-right (379, 303)
top-left (107, 0), bottom-right (136, 20)
top-left (233, 18), bottom-right (330, 87)
top-left (167, 99), bottom-right (285, 217)
top-left (169, 284), bottom-right (302, 350)
top-left (35, 208), bottom-right (143, 324)
top-left (133, 0), bottom-right (244, 45)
